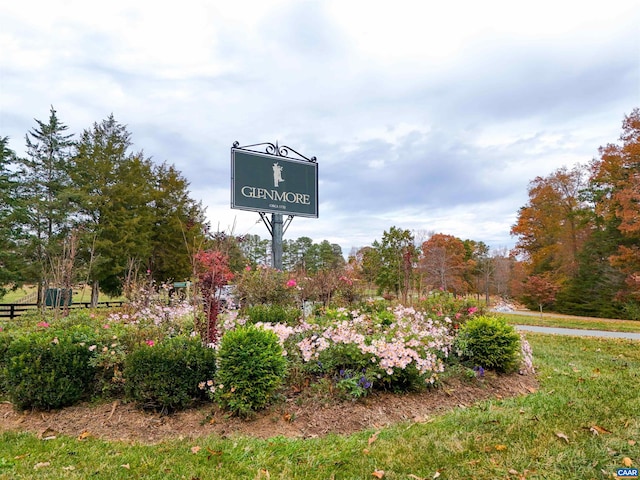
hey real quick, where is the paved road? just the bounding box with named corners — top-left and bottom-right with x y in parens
top-left (515, 324), bottom-right (640, 340)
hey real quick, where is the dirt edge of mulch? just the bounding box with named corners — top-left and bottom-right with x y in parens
top-left (0, 371), bottom-right (538, 444)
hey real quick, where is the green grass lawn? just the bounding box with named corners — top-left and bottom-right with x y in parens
top-left (1, 333), bottom-right (638, 479)
top-left (1, 285), bottom-right (123, 304)
top-left (502, 311), bottom-right (640, 333)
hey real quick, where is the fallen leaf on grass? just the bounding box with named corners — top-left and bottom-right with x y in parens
top-left (121, 464), bottom-right (130, 469)
top-left (433, 471), bottom-right (441, 479)
top-left (34, 462), bottom-right (50, 469)
top-left (371, 470), bottom-right (385, 478)
top-left (555, 432), bottom-right (570, 443)
top-left (206, 447), bottom-right (223, 460)
top-left (191, 446), bottom-right (201, 454)
top-left (368, 431), bottom-right (380, 446)
top-left (588, 425), bottom-right (611, 435)
top-left (495, 444), bottom-right (508, 451)
top-left (78, 430), bottom-right (91, 440)
top-left (623, 457), bottom-right (633, 467)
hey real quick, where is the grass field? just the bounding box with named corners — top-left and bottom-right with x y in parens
top-left (1, 285), bottom-right (123, 304)
top-left (502, 311), bottom-right (640, 333)
top-left (1, 332), bottom-right (638, 479)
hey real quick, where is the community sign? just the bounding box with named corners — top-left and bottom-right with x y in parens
top-left (231, 147), bottom-right (318, 218)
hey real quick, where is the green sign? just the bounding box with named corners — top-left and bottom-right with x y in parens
top-left (231, 148), bottom-right (318, 218)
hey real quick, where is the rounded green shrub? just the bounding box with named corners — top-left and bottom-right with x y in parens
top-left (455, 315), bottom-right (520, 373)
top-left (4, 332), bottom-right (96, 410)
top-left (124, 336), bottom-right (217, 413)
top-left (0, 332), bottom-right (15, 396)
top-left (215, 325), bottom-right (287, 417)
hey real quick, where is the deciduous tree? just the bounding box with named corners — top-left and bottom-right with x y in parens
top-left (590, 108), bottom-right (640, 304)
top-left (511, 165), bottom-right (591, 281)
top-left (520, 274), bottom-right (560, 315)
top-left (372, 226), bottom-right (416, 302)
top-left (421, 233), bottom-right (467, 294)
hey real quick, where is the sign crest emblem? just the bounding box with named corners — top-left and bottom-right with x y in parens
top-left (272, 162), bottom-right (284, 187)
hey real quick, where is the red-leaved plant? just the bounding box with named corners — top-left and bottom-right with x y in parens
top-left (194, 250), bottom-right (233, 344)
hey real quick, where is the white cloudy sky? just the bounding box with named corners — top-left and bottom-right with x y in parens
top-left (1, 1), bottom-right (638, 256)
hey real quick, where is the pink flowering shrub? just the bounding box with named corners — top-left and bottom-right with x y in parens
top-left (224, 304), bottom-right (455, 394)
top-left (414, 290), bottom-right (483, 328)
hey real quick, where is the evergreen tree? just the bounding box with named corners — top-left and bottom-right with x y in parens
top-left (586, 108), bottom-right (640, 310)
top-left (241, 234), bottom-right (270, 267)
top-left (149, 162), bottom-right (208, 282)
top-left (69, 115), bottom-right (210, 297)
top-left (69, 115), bottom-right (155, 297)
top-left (554, 227), bottom-right (626, 318)
top-left (0, 137), bottom-right (25, 297)
top-left (16, 106), bottom-right (75, 297)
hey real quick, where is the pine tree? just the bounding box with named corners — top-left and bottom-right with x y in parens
top-left (0, 137), bottom-right (25, 297)
top-left (16, 106), bottom-right (75, 299)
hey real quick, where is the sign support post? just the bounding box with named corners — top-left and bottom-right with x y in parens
top-left (230, 141), bottom-right (318, 270)
top-left (272, 213), bottom-right (283, 269)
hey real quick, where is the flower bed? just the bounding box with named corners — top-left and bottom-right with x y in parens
top-left (0, 296), bottom-right (532, 415)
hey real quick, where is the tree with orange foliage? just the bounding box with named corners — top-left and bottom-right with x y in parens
top-left (590, 108), bottom-right (640, 304)
top-left (521, 274), bottom-right (560, 315)
top-left (421, 233), bottom-right (468, 294)
top-left (511, 165), bottom-right (591, 281)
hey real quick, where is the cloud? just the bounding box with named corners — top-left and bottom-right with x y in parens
top-left (1, 0), bottom-right (638, 257)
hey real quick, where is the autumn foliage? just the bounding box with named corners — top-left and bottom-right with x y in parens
top-left (512, 108), bottom-right (640, 318)
top-left (193, 250), bottom-right (234, 343)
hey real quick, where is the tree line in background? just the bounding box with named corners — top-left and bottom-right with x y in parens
top-left (1, 106), bottom-right (638, 319)
top-left (511, 108), bottom-right (640, 319)
top-left (0, 107), bottom-right (210, 303)
top-left (0, 106), bottom-right (349, 305)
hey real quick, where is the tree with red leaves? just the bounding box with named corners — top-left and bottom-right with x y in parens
top-left (193, 250), bottom-right (233, 344)
top-left (521, 274), bottom-right (560, 316)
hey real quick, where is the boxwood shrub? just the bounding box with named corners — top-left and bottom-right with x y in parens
top-left (455, 315), bottom-right (520, 373)
top-left (4, 331), bottom-right (96, 410)
top-left (214, 325), bottom-right (287, 417)
top-left (0, 332), bottom-right (15, 396)
top-left (124, 336), bottom-right (217, 413)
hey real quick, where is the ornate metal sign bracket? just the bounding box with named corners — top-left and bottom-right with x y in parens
top-left (233, 141), bottom-right (317, 163)
top-left (258, 212), bottom-right (294, 236)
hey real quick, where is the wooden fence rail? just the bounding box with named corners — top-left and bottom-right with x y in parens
top-left (0, 301), bottom-right (126, 320)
